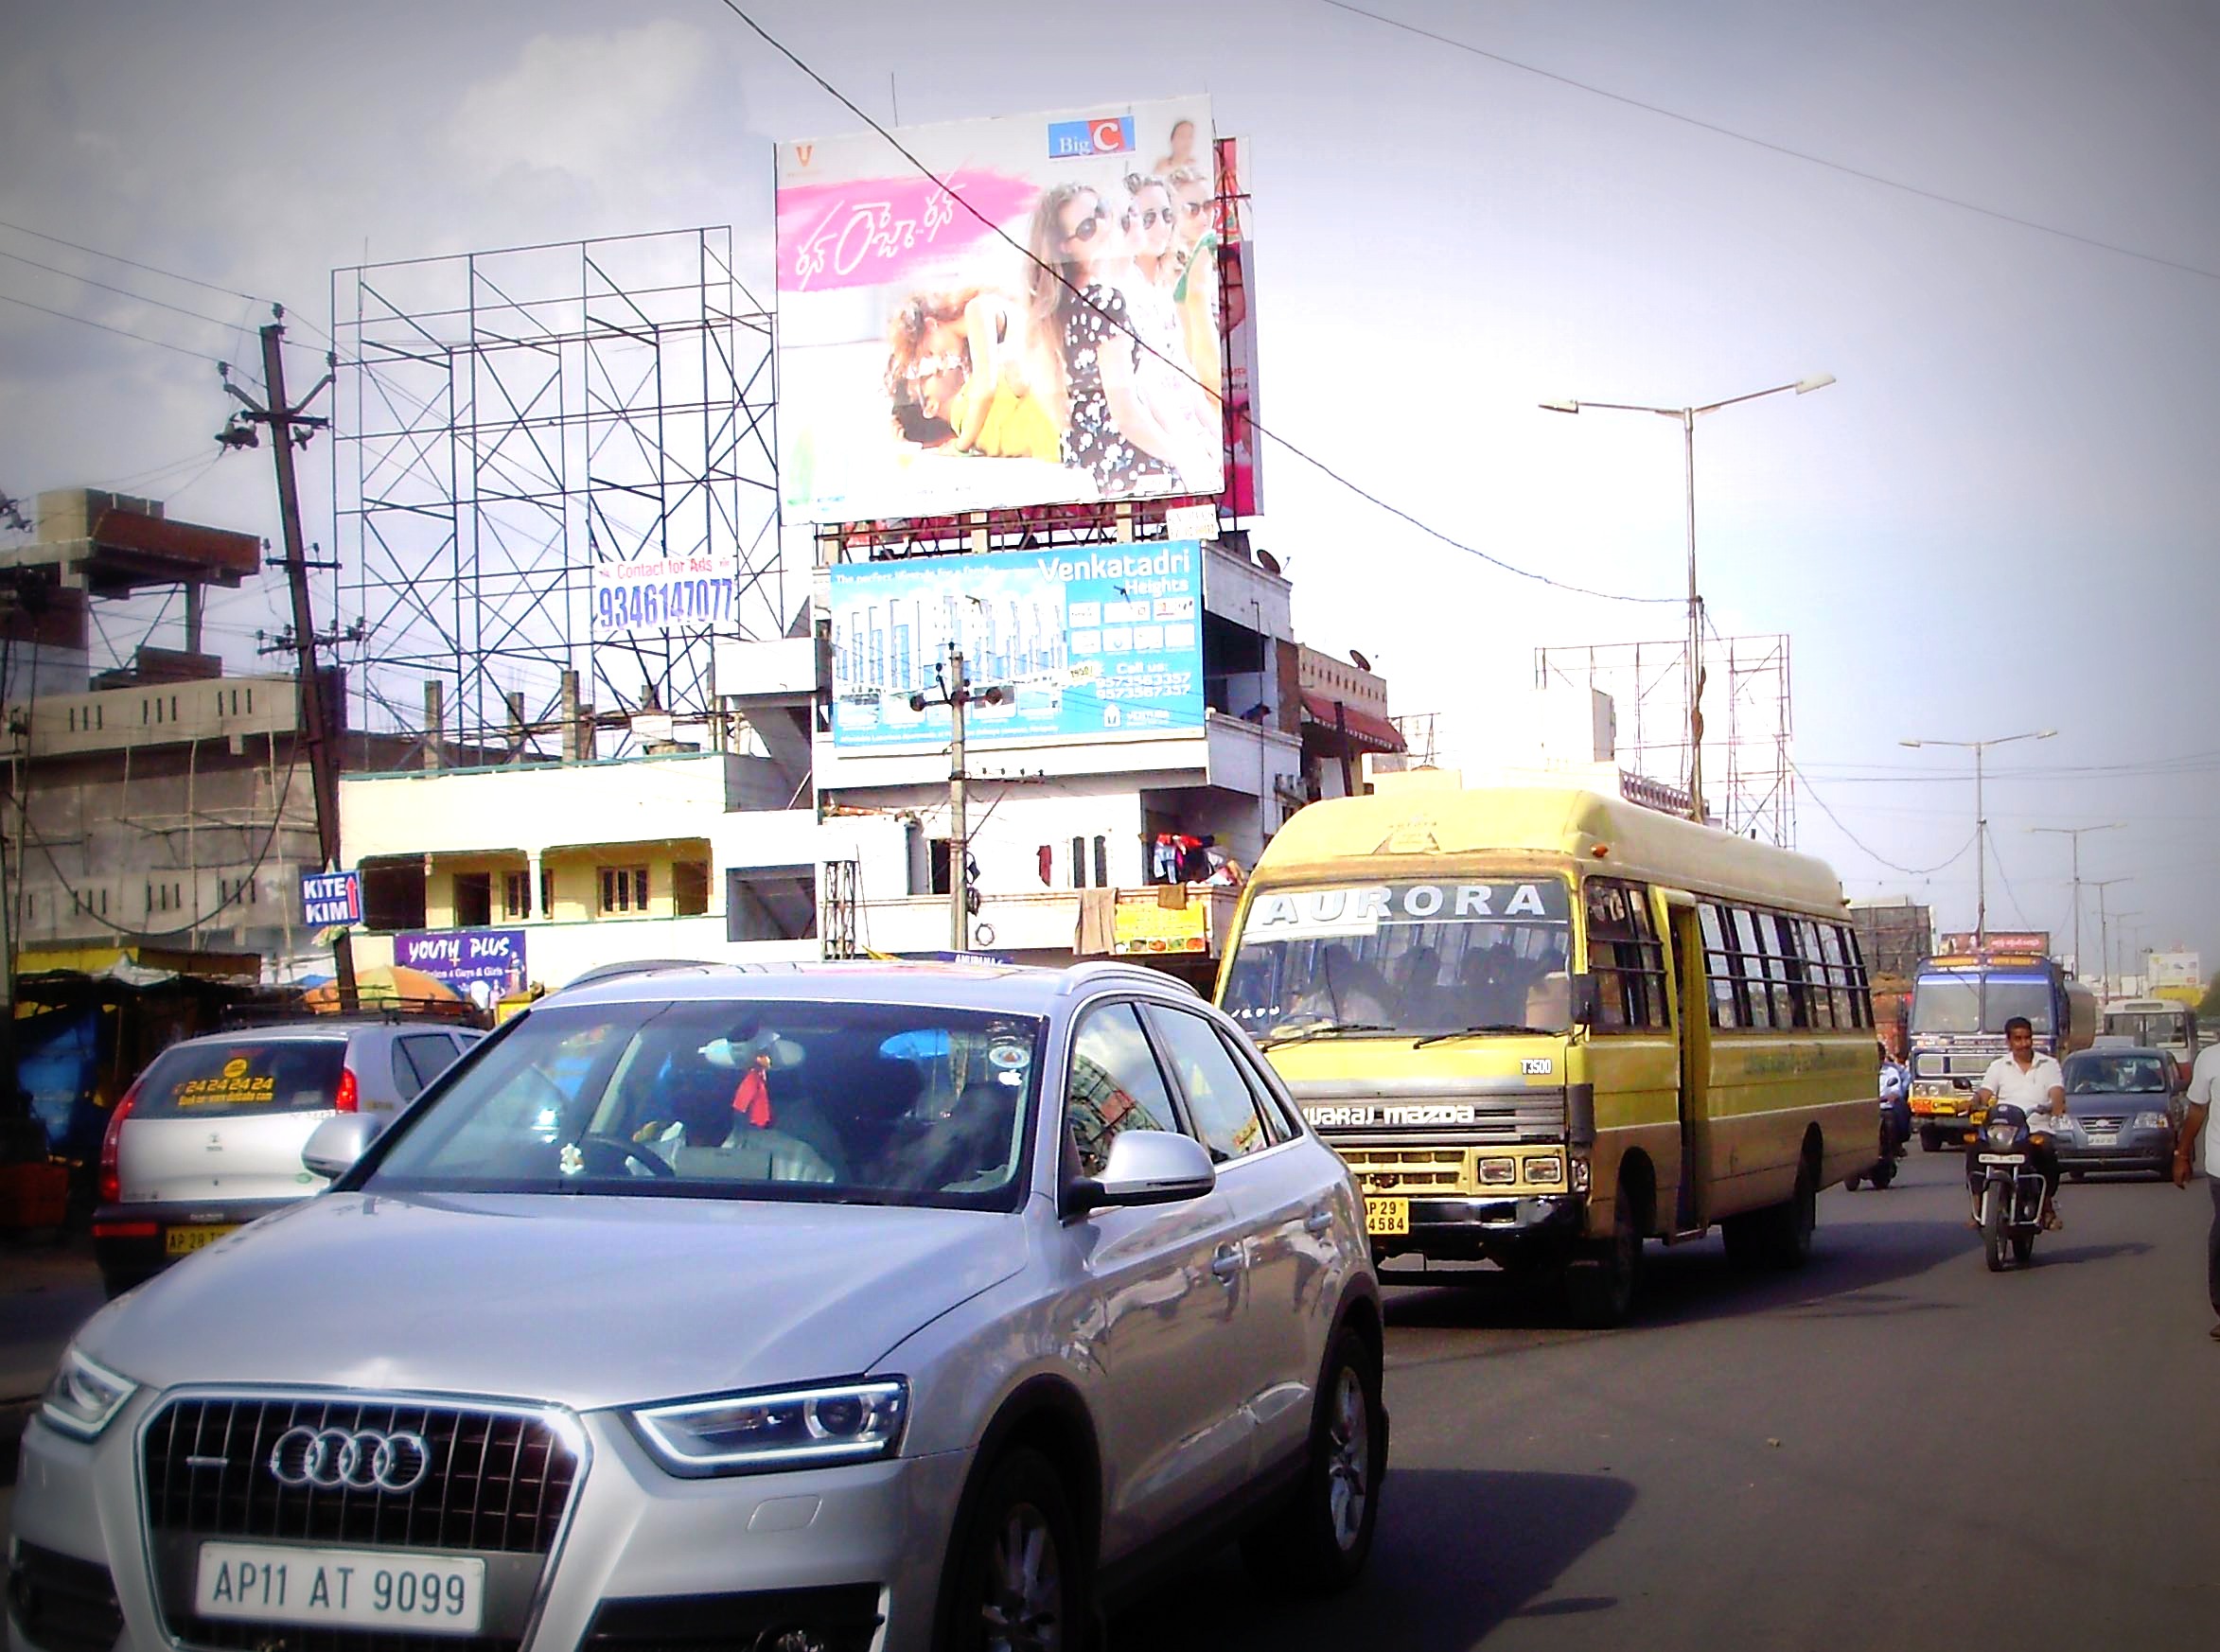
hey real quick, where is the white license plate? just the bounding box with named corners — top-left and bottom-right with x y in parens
top-left (195, 1542), bottom-right (485, 1635)
top-left (2084, 1133), bottom-right (2118, 1147)
top-left (1977, 1152), bottom-right (2025, 1166)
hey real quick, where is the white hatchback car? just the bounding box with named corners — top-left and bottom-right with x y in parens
top-left (15, 961), bottom-right (1385, 1652)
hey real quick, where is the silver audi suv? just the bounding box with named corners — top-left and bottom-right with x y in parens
top-left (11, 960), bottom-right (1385, 1652)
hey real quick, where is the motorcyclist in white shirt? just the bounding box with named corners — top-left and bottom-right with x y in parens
top-left (1973, 1014), bottom-right (2070, 1230)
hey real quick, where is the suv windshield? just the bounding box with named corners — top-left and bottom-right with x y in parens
top-left (2065, 1052), bottom-right (2171, 1094)
top-left (364, 999), bottom-right (1044, 1212)
top-left (132, 1039), bottom-right (347, 1120)
top-left (1223, 877), bottom-right (1575, 1040)
top-left (1909, 975), bottom-right (2054, 1035)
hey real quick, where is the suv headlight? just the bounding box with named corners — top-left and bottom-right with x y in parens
top-left (627, 1379), bottom-right (907, 1477)
top-left (41, 1345), bottom-right (138, 1441)
top-left (2134, 1111), bottom-right (2170, 1131)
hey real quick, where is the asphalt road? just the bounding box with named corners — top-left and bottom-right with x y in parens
top-left (1115, 1150), bottom-right (2220, 1651)
top-left (6, 1154), bottom-right (2215, 1651)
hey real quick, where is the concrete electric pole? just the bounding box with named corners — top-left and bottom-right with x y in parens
top-left (223, 311), bottom-right (359, 1011)
top-left (2030, 822), bottom-right (2123, 980)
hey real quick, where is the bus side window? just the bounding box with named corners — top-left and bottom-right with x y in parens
top-left (1699, 902), bottom-right (1744, 1028)
top-left (1840, 924), bottom-right (1873, 1027)
top-left (1817, 923), bottom-right (1856, 1028)
top-left (1728, 908), bottom-right (1776, 1030)
top-left (1754, 914), bottom-right (1804, 1028)
top-left (1585, 878), bottom-right (1668, 1031)
top-left (1794, 920), bottom-right (1836, 1028)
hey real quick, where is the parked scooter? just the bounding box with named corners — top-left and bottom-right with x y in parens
top-left (1966, 1101), bottom-right (2051, 1271)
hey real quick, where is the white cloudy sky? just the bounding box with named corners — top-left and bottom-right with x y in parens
top-left (3, 0), bottom-right (2215, 972)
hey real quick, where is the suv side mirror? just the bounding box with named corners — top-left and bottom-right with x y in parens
top-left (1568, 972), bottom-right (1603, 1027)
top-left (1065, 1130), bottom-right (1216, 1219)
top-left (303, 1113), bottom-right (381, 1182)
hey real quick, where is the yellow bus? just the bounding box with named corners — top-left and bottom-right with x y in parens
top-left (1215, 782), bottom-right (1878, 1325)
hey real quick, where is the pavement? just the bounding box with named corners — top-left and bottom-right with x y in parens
top-left (0, 1232), bottom-right (101, 1485)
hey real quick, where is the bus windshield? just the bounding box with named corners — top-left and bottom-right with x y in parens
top-left (1910, 974), bottom-right (2054, 1035)
top-left (1222, 877), bottom-right (1575, 1042)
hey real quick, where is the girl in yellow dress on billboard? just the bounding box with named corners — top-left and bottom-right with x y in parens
top-left (884, 290), bottom-right (1063, 462)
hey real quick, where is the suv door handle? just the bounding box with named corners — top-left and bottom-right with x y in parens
top-left (1303, 1208), bottom-right (1335, 1235)
top-left (1210, 1245), bottom-right (1243, 1283)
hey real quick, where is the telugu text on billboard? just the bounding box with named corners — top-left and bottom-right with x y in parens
top-left (826, 541), bottom-right (1205, 752)
top-left (778, 97), bottom-right (1225, 523)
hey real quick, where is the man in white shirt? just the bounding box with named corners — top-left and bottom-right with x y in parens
top-left (1974, 1015), bottom-right (2069, 1229)
top-left (2173, 1041), bottom-right (2219, 1341)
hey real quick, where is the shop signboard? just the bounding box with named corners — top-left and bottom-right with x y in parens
top-left (591, 554), bottom-right (739, 637)
top-left (776, 96), bottom-right (1225, 522)
top-left (396, 928), bottom-right (529, 1004)
top-left (300, 870), bottom-right (361, 927)
top-left (827, 541), bottom-right (1204, 752)
top-left (1113, 898), bottom-right (1210, 957)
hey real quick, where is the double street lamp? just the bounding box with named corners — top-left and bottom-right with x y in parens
top-left (2029, 822), bottom-right (2124, 980)
top-left (1899, 729), bottom-right (2056, 947)
top-left (1542, 373), bottom-right (1835, 825)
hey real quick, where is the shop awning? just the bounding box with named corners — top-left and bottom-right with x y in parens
top-left (1299, 692), bottom-right (1405, 753)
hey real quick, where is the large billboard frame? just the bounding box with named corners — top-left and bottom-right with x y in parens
top-left (777, 97), bottom-right (1252, 532)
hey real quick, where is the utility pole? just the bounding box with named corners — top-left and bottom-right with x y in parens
top-left (911, 644), bottom-right (1004, 955)
top-left (224, 310), bottom-right (358, 1011)
top-left (2030, 822), bottom-right (2123, 980)
top-left (2089, 878), bottom-right (2131, 1000)
top-left (947, 647), bottom-right (969, 954)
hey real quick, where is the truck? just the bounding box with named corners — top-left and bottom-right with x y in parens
top-left (1905, 943), bottom-right (2098, 1151)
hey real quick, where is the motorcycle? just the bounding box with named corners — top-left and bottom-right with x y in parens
top-left (1844, 1065), bottom-right (1912, 1192)
top-left (1966, 1101), bottom-right (2050, 1272)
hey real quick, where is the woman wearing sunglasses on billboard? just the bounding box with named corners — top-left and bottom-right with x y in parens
top-left (1024, 181), bottom-right (1212, 498)
top-left (1122, 172), bottom-right (1220, 474)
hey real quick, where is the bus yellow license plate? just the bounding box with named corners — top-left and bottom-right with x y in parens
top-left (1364, 1198), bottom-right (1409, 1237)
top-left (166, 1224), bottom-right (236, 1256)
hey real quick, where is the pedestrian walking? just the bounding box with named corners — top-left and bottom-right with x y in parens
top-left (2173, 1040), bottom-right (2219, 1341)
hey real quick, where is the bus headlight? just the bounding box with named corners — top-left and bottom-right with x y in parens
top-left (1528, 1156), bottom-right (1564, 1184)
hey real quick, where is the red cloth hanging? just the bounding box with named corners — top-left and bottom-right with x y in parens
top-left (731, 1064), bottom-right (773, 1128)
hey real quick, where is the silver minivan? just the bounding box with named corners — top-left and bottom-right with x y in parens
top-left (92, 1019), bottom-right (482, 1295)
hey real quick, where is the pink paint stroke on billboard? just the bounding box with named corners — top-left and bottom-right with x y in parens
top-left (777, 170), bottom-right (1037, 293)
top-left (776, 96), bottom-right (1225, 524)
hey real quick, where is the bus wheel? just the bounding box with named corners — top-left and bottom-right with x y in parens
top-left (1566, 1183), bottom-right (1642, 1328)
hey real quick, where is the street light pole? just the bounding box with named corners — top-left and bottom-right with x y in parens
top-left (2089, 877), bottom-right (2131, 998)
top-left (2030, 822), bottom-right (2124, 980)
top-left (1898, 729), bottom-right (2056, 949)
top-left (1542, 374), bottom-right (1833, 827)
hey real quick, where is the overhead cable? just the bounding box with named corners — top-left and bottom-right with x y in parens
top-left (1321, 0), bottom-right (2220, 288)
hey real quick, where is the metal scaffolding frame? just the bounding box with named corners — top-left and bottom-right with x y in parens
top-left (331, 229), bottom-right (782, 759)
top-left (1535, 634), bottom-right (1795, 846)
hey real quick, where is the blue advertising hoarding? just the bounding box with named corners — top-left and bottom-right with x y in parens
top-left (396, 928), bottom-right (529, 1005)
top-left (827, 540), bottom-right (1205, 752)
top-left (300, 870), bottom-right (361, 926)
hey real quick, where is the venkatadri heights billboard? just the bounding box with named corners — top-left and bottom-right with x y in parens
top-left (826, 541), bottom-right (1204, 752)
top-left (778, 97), bottom-right (1225, 522)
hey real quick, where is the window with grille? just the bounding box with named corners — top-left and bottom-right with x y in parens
top-left (599, 866), bottom-right (649, 914)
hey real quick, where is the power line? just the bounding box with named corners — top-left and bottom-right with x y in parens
top-left (0, 217), bottom-right (267, 307)
top-left (0, 290), bottom-right (226, 362)
top-left (1789, 756), bottom-right (1980, 876)
top-left (0, 246), bottom-right (253, 333)
top-left (1321, 0), bottom-right (2220, 288)
top-left (711, 0), bottom-right (1680, 606)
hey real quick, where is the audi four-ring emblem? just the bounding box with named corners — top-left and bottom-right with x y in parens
top-left (267, 1426), bottom-right (431, 1492)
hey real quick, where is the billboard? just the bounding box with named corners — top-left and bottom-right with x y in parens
top-left (2147, 951), bottom-right (2201, 991)
top-left (778, 97), bottom-right (1226, 522)
top-left (826, 541), bottom-right (1204, 752)
top-left (592, 554), bottom-right (740, 638)
top-left (396, 929), bottom-right (529, 1006)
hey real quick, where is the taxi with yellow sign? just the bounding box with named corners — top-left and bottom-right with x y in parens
top-left (92, 1020), bottom-right (481, 1296)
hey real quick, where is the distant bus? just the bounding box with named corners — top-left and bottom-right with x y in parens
top-left (1905, 952), bottom-right (2098, 1151)
top-left (2102, 998), bottom-right (2201, 1078)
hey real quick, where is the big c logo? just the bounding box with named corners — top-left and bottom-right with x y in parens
top-left (1048, 115), bottom-right (1136, 159)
